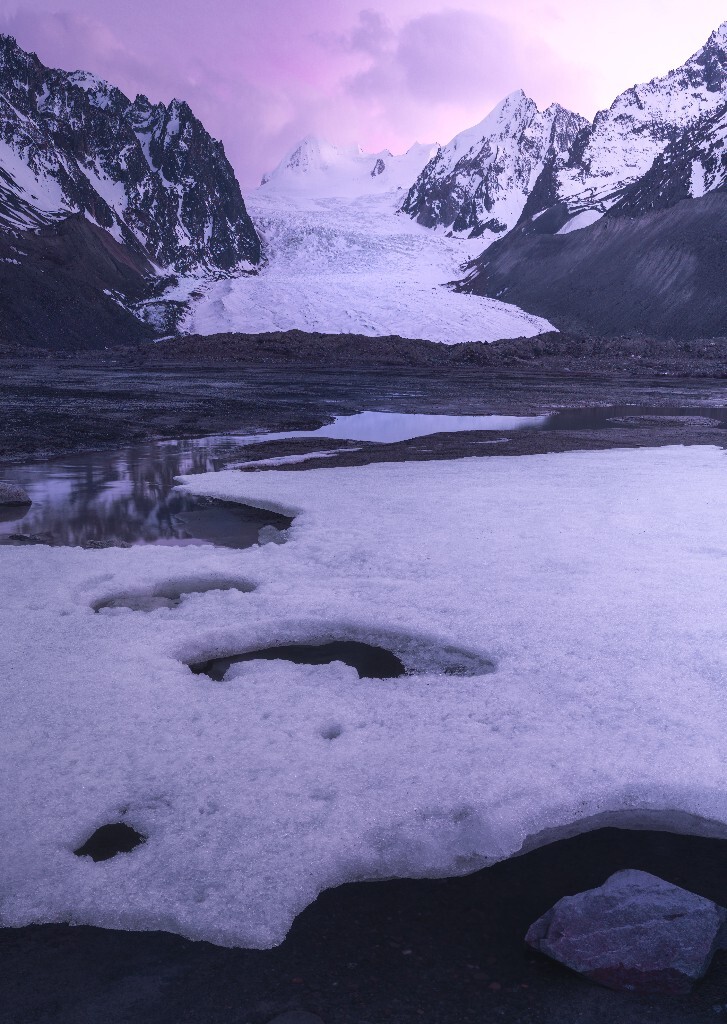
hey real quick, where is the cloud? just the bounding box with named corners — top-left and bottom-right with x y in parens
top-left (0, 2), bottom-right (584, 186)
top-left (347, 9), bottom-right (538, 107)
top-left (347, 9), bottom-right (393, 56)
top-left (1, 9), bottom-right (168, 100)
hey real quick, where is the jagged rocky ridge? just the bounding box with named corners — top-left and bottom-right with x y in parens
top-left (0, 35), bottom-right (260, 273)
top-left (401, 92), bottom-right (586, 239)
top-left (405, 23), bottom-right (727, 239)
top-left (0, 34), bottom-right (262, 348)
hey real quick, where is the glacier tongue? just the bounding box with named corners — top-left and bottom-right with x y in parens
top-left (169, 185), bottom-right (555, 344)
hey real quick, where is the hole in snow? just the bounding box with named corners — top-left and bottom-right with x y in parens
top-left (189, 641), bottom-right (407, 681)
top-left (74, 823), bottom-right (146, 862)
top-left (93, 577), bottom-right (256, 612)
top-left (320, 723), bottom-right (344, 740)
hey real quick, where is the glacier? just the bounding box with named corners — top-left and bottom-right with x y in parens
top-left (168, 146), bottom-right (555, 344)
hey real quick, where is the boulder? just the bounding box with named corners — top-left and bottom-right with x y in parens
top-left (0, 480), bottom-right (31, 506)
top-left (526, 869), bottom-right (727, 994)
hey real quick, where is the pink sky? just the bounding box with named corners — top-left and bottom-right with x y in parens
top-left (2, 1), bottom-right (726, 186)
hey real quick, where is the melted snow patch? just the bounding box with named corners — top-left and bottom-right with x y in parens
top-left (227, 411), bottom-right (548, 449)
top-left (3, 447), bottom-right (727, 947)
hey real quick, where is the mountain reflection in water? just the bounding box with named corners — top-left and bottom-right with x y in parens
top-left (0, 436), bottom-right (290, 549)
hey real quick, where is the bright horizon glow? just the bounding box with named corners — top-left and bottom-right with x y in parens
top-left (1, 1), bottom-right (726, 186)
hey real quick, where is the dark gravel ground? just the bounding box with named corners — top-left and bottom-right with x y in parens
top-left (3, 353), bottom-right (727, 466)
top-left (3, 354), bottom-right (727, 1024)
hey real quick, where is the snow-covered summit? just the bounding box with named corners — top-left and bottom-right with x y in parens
top-left (66, 70), bottom-right (119, 110)
top-left (550, 20), bottom-right (727, 219)
top-left (402, 90), bottom-right (586, 239)
top-left (260, 136), bottom-right (439, 198)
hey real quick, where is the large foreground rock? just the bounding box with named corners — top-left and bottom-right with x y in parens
top-left (0, 481), bottom-right (31, 506)
top-left (526, 869), bottom-right (727, 994)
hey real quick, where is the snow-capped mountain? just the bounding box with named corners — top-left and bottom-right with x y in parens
top-left (458, 24), bottom-right (727, 341)
top-left (401, 92), bottom-right (586, 239)
top-left (0, 34), bottom-right (260, 273)
top-left (610, 101), bottom-right (727, 217)
top-left (260, 136), bottom-right (439, 198)
top-left (403, 24), bottom-right (727, 241)
top-left (532, 22), bottom-right (727, 228)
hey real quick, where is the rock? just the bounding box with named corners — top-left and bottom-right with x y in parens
top-left (526, 869), bottom-right (727, 994)
top-left (0, 481), bottom-right (31, 506)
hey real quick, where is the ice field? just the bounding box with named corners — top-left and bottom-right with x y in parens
top-left (2, 445), bottom-right (727, 947)
top-left (169, 188), bottom-right (555, 344)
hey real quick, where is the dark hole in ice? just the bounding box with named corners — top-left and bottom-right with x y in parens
top-left (74, 823), bottom-right (146, 862)
top-left (93, 578), bottom-right (255, 612)
top-left (190, 641), bottom-right (406, 681)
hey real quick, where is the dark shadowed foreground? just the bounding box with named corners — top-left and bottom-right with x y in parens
top-left (2, 829), bottom-right (726, 1024)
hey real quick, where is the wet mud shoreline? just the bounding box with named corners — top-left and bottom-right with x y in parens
top-left (3, 355), bottom-right (727, 467)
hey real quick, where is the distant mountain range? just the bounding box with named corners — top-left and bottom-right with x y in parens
top-left (1, 23), bottom-right (727, 349)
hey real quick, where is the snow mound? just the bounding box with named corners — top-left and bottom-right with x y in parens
top-left (3, 446), bottom-right (727, 948)
top-left (172, 188), bottom-right (555, 344)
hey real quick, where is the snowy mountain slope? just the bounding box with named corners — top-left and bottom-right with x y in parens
top-left (261, 136), bottom-right (439, 198)
top-left (536, 22), bottom-right (727, 227)
top-left (403, 22), bottom-right (727, 244)
top-left (610, 102), bottom-right (727, 217)
top-left (401, 92), bottom-right (586, 240)
top-left (168, 186), bottom-right (555, 344)
top-left (0, 34), bottom-right (260, 273)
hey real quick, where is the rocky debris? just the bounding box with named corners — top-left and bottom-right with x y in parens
top-left (0, 214), bottom-right (157, 350)
top-left (526, 869), bottom-right (727, 994)
top-left (461, 189), bottom-right (727, 340)
top-left (0, 480), bottom-right (31, 505)
top-left (6, 532), bottom-right (53, 545)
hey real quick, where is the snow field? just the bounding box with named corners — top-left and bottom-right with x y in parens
top-left (172, 190), bottom-right (555, 344)
top-left (2, 446), bottom-right (727, 947)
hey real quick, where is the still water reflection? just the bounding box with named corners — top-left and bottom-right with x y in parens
top-left (3, 404), bottom-right (726, 549)
top-left (0, 435), bottom-right (291, 549)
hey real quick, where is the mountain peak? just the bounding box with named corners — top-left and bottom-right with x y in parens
top-left (402, 93), bottom-right (585, 237)
top-left (705, 20), bottom-right (727, 49)
top-left (260, 136), bottom-right (438, 198)
top-left (0, 34), bottom-right (260, 272)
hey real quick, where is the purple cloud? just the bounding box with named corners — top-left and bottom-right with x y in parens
top-left (2, 2), bottom-right (727, 187)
